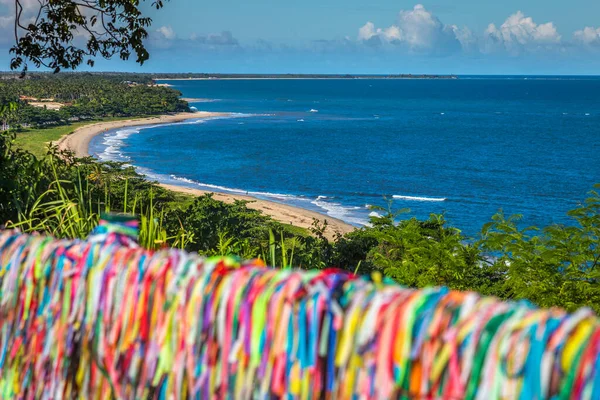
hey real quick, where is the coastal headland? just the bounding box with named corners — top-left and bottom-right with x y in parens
top-left (55, 112), bottom-right (355, 239)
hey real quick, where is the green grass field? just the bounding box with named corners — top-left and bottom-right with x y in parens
top-left (12, 117), bottom-right (135, 158)
top-left (13, 122), bottom-right (92, 157)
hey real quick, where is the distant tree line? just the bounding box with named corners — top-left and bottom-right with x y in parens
top-left (146, 73), bottom-right (459, 80)
top-left (0, 72), bottom-right (459, 81)
top-left (0, 73), bottom-right (188, 129)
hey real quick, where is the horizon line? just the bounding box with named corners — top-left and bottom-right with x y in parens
top-left (2, 71), bottom-right (600, 77)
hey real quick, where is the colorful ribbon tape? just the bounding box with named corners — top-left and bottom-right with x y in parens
top-left (0, 217), bottom-right (599, 399)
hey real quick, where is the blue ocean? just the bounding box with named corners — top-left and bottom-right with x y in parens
top-left (89, 77), bottom-right (600, 236)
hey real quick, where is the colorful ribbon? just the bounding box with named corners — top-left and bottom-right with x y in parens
top-left (0, 216), bottom-right (599, 399)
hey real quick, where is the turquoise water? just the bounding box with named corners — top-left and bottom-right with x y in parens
top-left (90, 77), bottom-right (600, 236)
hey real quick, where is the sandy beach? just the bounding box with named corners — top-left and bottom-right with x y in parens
top-left (55, 112), bottom-right (217, 158)
top-left (159, 184), bottom-right (354, 239)
top-left (55, 112), bottom-right (355, 239)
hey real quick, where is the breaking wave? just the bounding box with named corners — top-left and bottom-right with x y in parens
top-left (392, 195), bottom-right (447, 202)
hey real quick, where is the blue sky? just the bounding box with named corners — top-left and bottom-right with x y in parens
top-left (2, 0), bottom-right (600, 74)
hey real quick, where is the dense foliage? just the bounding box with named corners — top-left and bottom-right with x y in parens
top-left (1, 130), bottom-right (599, 313)
top-left (0, 73), bottom-right (188, 129)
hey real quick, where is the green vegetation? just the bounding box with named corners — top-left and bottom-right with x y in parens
top-left (1, 129), bottom-right (599, 313)
top-left (0, 73), bottom-right (188, 130)
top-left (12, 119), bottom-right (124, 157)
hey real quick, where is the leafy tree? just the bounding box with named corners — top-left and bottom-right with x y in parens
top-left (366, 213), bottom-right (494, 291)
top-left (294, 220), bottom-right (337, 269)
top-left (332, 228), bottom-right (379, 273)
top-left (0, 101), bottom-right (18, 131)
top-left (9, 0), bottom-right (170, 73)
top-left (171, 194), bottom-right (277, 254)
top-left (481, 187), bottom-right (600, 312)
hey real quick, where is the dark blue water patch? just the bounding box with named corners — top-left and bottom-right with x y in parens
top-left (90, 78), bottom-right (600, 237)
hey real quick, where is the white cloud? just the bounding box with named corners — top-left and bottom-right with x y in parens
top-left (156, 26), bottom-right (176, 40)
top-left (574, 27), bottom-right (600, 46)
top-left (451, 25), bottom-right (476, 51)
top-left (485, 11), bottom-right (560, 53)
top-left (395, 4), bottom-right (458, 49)
top-left (358, 22), bottom-right (376, 41)
top-left (357, 4), bottom-right (465, 54)
top-left (0, 0), bottom-right (41, 31)
top-left (358, 22), bottom-right (401, 42)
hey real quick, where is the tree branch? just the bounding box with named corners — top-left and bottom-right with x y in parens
top-left (10, 0), bottom-right (169, 72)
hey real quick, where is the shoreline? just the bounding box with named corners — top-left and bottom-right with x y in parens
top-left (55, 113), bottom-right (356, 239)
top-left (55, 112), bottom-right (221, 158)
top-left (159, 184), bottom-right (355, 239)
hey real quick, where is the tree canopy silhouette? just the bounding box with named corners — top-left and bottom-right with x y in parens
top-left (9, 0), bottom-right (169, 73)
